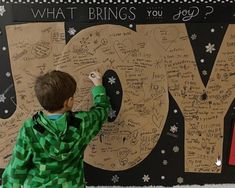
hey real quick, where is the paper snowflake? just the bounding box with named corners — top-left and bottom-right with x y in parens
top-left (68, 27), bottom-right (76, 36)
top-left (177, 177), bottom-right (184, 184)
top-left (109, 109), bottom-right (116, 119)
top-left (170, 125), bottom-right (178, 133)
top-left (5, 72), bottom-right (11, 77)
top-left (163, 160), bottom-right (168, 165)
top-left (0, 94), bottom-right (6, 103)
top-left (205, 43), bottom-right (216, 54)
top-left (191, 33), bottom-right (197, 40)
top-left (116, 90), bottom-right (120, 95)
top-left (0, 6), bottom-right (6, 16)
top-left (108, 76), bottom-right (116, 85)
top-left (202, 70), bottom-right (208, 76)
top-left (173, 146), bottom-right (180, 153)
top-left (142, 174), bottom-right (150, 182)
top-left (111, 175), bottom-right (119, 183)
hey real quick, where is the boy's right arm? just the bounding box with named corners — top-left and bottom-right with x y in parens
top-left (77, 85), bottom-right (111, 144)
top-left (75, 71), bottom-right (111, 144)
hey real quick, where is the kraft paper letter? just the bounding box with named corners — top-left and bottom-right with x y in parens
top-left (57, 24), bottom-right (169, 171)
top-left (0, 22), bottom-right (65, 168)
top-left (137, 24), bottom-right (235, 173)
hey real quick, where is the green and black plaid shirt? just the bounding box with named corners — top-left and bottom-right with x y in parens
top-left (2, 85), bottom-right (110, 188)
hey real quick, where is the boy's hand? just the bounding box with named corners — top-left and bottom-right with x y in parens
top-left (89, 71), bottom-right (102, 86)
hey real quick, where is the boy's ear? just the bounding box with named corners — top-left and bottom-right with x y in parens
top-left (64, 97), bottom-right (74, 108)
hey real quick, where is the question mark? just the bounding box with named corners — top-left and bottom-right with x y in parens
top-left (204, 6), bottom-right (214, 19)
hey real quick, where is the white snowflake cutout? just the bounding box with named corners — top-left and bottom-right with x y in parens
top-left (205, 43), bottom-right (216, 54)
top-left (0, 6), bottom-right (6, 16)
top-left (68, 27), bottom-right (76, 36)
top-left (191, 33), bottom-right (197, 40)
top-left (5, 72), bottom-right (11, 77)
top-left (173, 146), bottom-right (180, 153)
top-left (170, 125), bottom-right (178, 133)
top-left (111, 175), bottom-right (119, 183)
top-left (0, 94), bottom-right (6, 103)
top-left (177, 177), bottom-right (184, 184)
top-left (108, 76), bottom-right (116, 85)
top-left (202, 70), bottom-right (208, 76)
top-left (109, 109), bottom-right (116, 119)
top-left (142, 174), bottom-right (150, 182)
top-left (163, 160), bottom-right (168, 165)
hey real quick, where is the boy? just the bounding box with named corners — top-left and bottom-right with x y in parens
top-left (2, 70), bottom-right (110, 188)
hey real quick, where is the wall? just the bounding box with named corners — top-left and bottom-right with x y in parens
top-left (0, 0), bottom-right (235, 187)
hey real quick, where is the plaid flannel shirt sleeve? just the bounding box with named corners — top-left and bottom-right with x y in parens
top-left (2, 126), bottom-right (32, 188)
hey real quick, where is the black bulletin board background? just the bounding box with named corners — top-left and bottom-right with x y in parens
top-left (0, 0), bottom-right (235, 186)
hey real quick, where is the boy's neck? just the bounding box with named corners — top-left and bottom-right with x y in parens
top-left (46, 108), bottom-right (67, 116)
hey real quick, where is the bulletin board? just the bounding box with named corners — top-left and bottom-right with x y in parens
top-left (0, 0), bottom-right (235, 186)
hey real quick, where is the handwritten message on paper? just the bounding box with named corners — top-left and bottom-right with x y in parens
top-left (0, 22), bottom-right (66, 168)
top-left (57, 25), bottom-right (168, 170)
top-left (137, 24), bottom-right (235, 173)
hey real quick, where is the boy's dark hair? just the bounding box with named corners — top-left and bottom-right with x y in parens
top-left (34, 70), bottom-right (77, 112)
